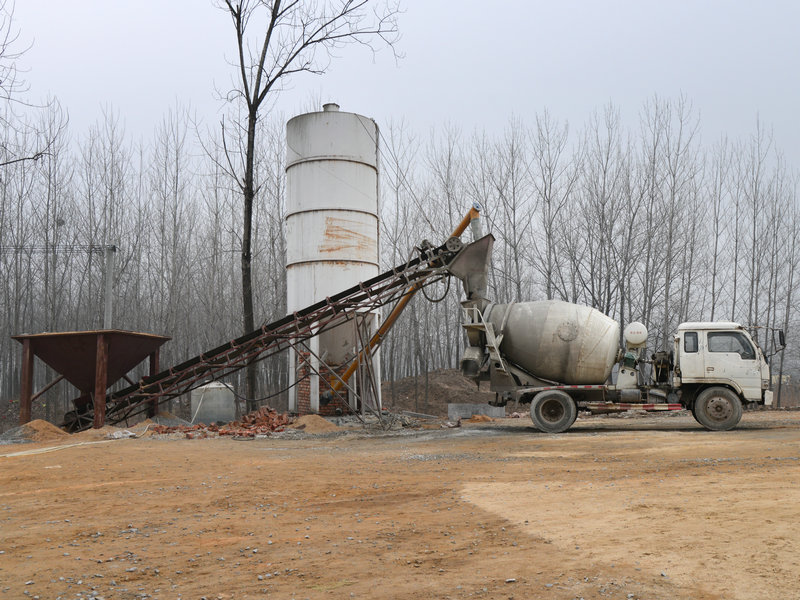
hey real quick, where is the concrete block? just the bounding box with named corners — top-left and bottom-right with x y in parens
top-left (447, 403), bottom-right (505, 421)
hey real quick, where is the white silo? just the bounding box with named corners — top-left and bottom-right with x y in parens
top-left (285, 103), bottom-right (381, 414)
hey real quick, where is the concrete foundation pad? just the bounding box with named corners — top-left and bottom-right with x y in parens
top-left (448, 403), bottom-right (505, 421)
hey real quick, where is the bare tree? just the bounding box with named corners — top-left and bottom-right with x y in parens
top-left (527, 109), bottom-right (580, 301)
top-left (0, 0), bottom-right (62, 169)
top-left (217, 0), bottom-right (399, 409)
top-left (0, 0), bottom-right (26, 116)
top-left (706, 137), bottom-right (731, 320)
top-left (490, 119), bottom-right (534, 303)
top-left (578, 103), bottom-right (628, 318)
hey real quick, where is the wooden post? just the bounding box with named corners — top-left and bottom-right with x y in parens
top-left (19, 339), bottom-right (34, 425)
top-left (147, 350), bottom-right (160, 417)
top-left (93, 333), bottom-right (108, 429)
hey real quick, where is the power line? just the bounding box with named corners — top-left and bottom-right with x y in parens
top-left (0, 244), bottom-right (117, 254)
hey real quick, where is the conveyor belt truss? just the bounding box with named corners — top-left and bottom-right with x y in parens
top-left (62, 241), bottom-right (461, 432)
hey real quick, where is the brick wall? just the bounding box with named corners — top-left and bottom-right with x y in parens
top-left (317, 367), bottom-right (351, 416)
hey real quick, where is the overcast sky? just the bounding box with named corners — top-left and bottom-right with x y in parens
top-left (14, 0), bottom-right (800, 168)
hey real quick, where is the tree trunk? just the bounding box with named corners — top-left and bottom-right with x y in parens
top-left (242, 108), bottom-right (258, 412)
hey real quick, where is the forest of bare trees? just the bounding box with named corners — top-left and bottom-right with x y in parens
top-left (1, 3), bottom-right (798, 427)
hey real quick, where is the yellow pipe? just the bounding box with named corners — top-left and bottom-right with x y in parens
top-left (451, 205), bottom-right (481, 238)
top-left (331, 205), bottom-right (480, 392)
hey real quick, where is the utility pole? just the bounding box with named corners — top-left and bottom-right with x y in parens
top-left (103, 245), bottom-right (117, 329)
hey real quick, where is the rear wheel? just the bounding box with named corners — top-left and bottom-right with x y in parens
top-left (693, 387), bottom-right (742, 431)
top-left (530, 390), bottom-right (577, 433)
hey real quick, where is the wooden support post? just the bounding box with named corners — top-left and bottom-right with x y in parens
top-left (93, 333), bottom-right (108, 429)
top-left (147, 350), bottom-right (160, 417)
top-left (19, 339), bottom-right (33, 425)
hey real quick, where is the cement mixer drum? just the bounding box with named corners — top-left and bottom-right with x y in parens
top-left (485, 300), bottom-right (620, 384)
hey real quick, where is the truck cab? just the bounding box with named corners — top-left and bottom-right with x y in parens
top-left (673, 322), bottom-right (773, 430)
top-left (674, 322), bottom-right (771, 404)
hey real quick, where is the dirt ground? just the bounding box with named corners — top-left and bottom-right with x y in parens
top-left (1, 411), bottom-right (800, 600)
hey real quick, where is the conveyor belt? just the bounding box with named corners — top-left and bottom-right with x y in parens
top-left (62, 240), bottom-right (460, 432)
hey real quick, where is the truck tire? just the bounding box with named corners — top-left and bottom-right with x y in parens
top-left (693, 387), bottom-right (743, 431)
top-left (530, 390), bottom-right (577, 433)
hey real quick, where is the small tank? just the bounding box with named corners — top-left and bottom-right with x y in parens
top-left (190, 382), bottom-right (235, 424)
top-left (486, 300), bottom-right (620, 384)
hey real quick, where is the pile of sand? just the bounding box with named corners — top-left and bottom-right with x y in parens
top-left (22, 419), bottom-right (69, 442)
top-left (289, 414), bottom-right (340, 433)
top-left (467, 414), bottom-right (494, 423)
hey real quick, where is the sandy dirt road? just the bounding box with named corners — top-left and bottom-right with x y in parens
top-left (1, 411), bottom-right (799, 599)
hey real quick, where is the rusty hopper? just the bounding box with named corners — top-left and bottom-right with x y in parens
top-left (12, 329), bottom-right (170, 429)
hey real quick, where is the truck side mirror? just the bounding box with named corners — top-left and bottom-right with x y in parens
top-left (779, 329), bottom-right (786, 349)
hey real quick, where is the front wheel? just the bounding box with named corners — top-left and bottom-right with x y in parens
top-left (530, 390), bottom-right (577, 433)
top-left (693, 387), bottom-right (743, 431)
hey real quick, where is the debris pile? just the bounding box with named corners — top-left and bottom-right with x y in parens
top-left (238, 406), bottom-right (291, 431)
top-left (71, 424), bottom-right (125, 441)
top-left (151, 406), bottom-right (291, 438)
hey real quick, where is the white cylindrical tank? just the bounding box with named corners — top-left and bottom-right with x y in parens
top-left (486, 300), bottom-right (620, 384)
top-left (190, 382), bottom-right (235, 424)
top-left (285, 103), bottom-right (381, 412)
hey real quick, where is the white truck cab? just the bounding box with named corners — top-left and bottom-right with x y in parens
top-left (674, 322), bottom-right (770, 402)
top-left (673, 322), bottom-right (772, 430)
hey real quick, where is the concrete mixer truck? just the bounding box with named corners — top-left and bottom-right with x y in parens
top-left (446, 233), bottom-right (784, 433)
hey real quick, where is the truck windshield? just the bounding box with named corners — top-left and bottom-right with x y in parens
top-left (707, 331), bottom-right (756, 360)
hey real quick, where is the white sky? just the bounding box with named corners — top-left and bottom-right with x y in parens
top-left (14, 0), bottom-right (800, 167)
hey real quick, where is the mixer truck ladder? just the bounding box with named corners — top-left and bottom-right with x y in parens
top-left (62, 235), bottom-right (475, 432)
top-left (462, 305), bottom-right (508, 375)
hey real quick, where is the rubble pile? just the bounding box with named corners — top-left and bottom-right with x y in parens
top-left (152, 406), bottom-right (291, 438)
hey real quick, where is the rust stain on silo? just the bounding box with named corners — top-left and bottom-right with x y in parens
top-left (319, 216), bottom-right (375, 254)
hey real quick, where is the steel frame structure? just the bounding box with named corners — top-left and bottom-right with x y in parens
top-left (63, 242), bottom-right (460, 432)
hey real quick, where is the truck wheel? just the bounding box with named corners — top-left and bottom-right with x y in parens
top-left (530, 390), bottom-right (577, 433)
top-left (693, 387), bottom-right (743, 431)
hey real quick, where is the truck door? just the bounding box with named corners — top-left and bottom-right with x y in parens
top-left (678, 331), bottom-right (704, 381)
top-left (704, 331), bottom-right (762, 400)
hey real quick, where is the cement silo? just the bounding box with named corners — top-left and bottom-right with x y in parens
top-left (285, 103), bottom-right (381, 415)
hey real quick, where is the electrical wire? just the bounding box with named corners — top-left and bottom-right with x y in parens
top-left (213, 372), bottom-right (311, 406)
top-left (421, 275), bottom-right (451, 303)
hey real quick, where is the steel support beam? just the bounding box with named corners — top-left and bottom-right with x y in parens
top-left (147, 350), bottom-right (160, 417)
top-left (93, 334), bottom-right (108, 429)
top-left (19, 339), bottom-right (33, 425)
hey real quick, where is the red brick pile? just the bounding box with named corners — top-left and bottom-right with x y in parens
top-left (151, 406), bottom-right (292, 438)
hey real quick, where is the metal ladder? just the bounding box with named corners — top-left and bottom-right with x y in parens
top-left (461, 305), bottom-right (508, 375)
